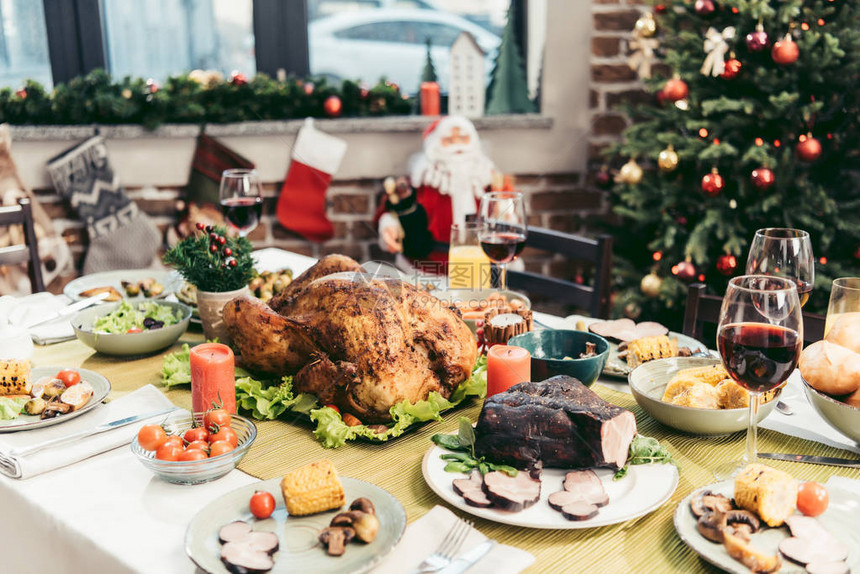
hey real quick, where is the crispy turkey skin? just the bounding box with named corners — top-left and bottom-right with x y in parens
top-left (223, 255), bottom-right (478, 422)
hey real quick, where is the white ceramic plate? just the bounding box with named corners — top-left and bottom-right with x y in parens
top-left (674, 480), bottom-right (860, 573)
top-left (64, 269), bottom-right (183, 302)
top-left (186, 476), bottom-right (407, 574)
top-left (422, 443), bottom-right (679, 529)
top-left (0, 366), bottom-right (111, 432)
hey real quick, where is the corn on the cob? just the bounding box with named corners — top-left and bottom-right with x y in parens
top-left (626, 335), bottom-right (679, 367)
top-left (716, 379), bottom-right (749, 409)
top-left (669, 383), bottom-right (721, 409)
top-left (734, 463), bottom-right (797, 527)
top-left (280, 459), bottom-right (345, 516)
top-left (0, 359), bottom-right (31, 395)
top-left (678, 365), bottom-right (729, 386)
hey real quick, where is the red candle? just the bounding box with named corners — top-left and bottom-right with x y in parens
top-left (420, 82), bottom-right (440, 116)
top-left (486, 345), bottom-right (531, 397)
top-left (190, 343), bottom-right (236, 414)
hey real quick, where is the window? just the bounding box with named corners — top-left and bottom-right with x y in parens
top-left (101, 0), bottom-right (255, 82)
top-left (0, 0), bottom-right (52, 89)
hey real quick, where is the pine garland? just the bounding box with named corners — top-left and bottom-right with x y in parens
top-left (162, 226), bottom-right (255, 293)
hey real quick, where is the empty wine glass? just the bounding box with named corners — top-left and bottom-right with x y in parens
top-left (219, 169), bottom-right (263, 237)
top-left (478, 192), bottom-right (527, 290)
top-left (714, 275), bottom-right (802, 480)
top-left (824, 277), bottom-right (860, 337)
top-left (746, 228), bottom-right (814, 307)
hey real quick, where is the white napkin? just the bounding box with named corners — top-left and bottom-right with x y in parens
top-left (0, 384), bottom-right (177, 479)
top-left (5, 292), bottom-right (76, 345)
top-left (371, 505), bottom-right (535, 574)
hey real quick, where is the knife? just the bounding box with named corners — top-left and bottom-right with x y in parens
top-left (24, 292), bottom-right (110, 329)
top-left (759, 452), bottom-right (860, 469)
top-left (438, 540), bottom-right (496, 574)
top-left (9, 407), bottom-right (180, 457)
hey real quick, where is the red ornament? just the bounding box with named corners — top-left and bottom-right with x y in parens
top-left (595, 168), bottom-right (613, 189)
top-left (751, 167), bottom-right (775, 190)
top-left (745, 25), bottom-right (769, 52)
top-left (359, 87), bottom-right (369, 99)
top-left (15, 88), bottom-right (26, 99)
top-left (146, 79), bottom-right (159, 94)
top-left (662, 78), bottom-right (689, 102)
top-left (323, 95), bottom-right (343, 118)
top-left (772, 34), bottom-right (799, 65)
top-left (701, 168), bottom-right (725, 197)
top-left (673, 259), bottom-right (697, 282)
top-left (655, 4), bottom-right (668, 14)
top-left (716, 254), bottom-right (738, 276)
top-left (854, 245), bottom-right (860, 260)
top-left (695, 0), bottom-right (715, 16)
top-left (303, 82), bottom-right (315, 95)
top-left (721, 58), bottom-right (742, 80)
top-left (230, 71), bottom-right (248, 86)
top-left (796, 135), bottom-right (822, 162)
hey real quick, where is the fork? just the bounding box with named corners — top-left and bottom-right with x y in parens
top-left (410, 518), bottom-right (472, 573)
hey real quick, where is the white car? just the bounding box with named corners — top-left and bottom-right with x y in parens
top-left (309, 9), bottom-right (501, 95)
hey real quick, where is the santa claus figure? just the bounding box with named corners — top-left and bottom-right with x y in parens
top-left (377, 115), bottom-right (495, 273)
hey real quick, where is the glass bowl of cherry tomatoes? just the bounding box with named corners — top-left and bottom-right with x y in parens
top-left (131, 409), bottom-right (257, 485)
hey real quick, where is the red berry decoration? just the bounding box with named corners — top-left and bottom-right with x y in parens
top-left (716, 254), bottom-right (738, 276)
top-left (721, 58), bottom-right (742, 80)
top-left (772, 34), bottom-right (799, 65)
top-left (196, 222), bottom-right (205, 231)
top-left (796, 136), bottom-right (822, 162)
top-left (673, 259), bottom-right (697, 282)
top-left (745, 25), bottom-right (769, 52)
top-left (323, 95), bottom-right (343, 118)
top-left (695, 0), bottom-right (715, 16)
top-left (210, 244), bottom-right (218, 253)
top-left (701, 168), bottom-right (725, 197)
top-left (751, 167), bottom-right (775, 190)
top-left (223, 247), bottom-right (233, 256)
top-left (228, 259), bottom-right (237, 268)
top-left (230, 71), bottom-right (248, 86)
top-left (303, 82), bottom-right (315, 95)
top-left (655, 3), bottom-right (668, 14)
top-left (662, 78), bottom-right (689, 102)
top-left (218, 236), bottom-right (226, 245)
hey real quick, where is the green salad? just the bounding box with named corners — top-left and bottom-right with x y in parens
top-left (161, 343), bottom-right (487, 448)
top-left (0, 396), bottom-right (28, 420)
top-left (93, 300), bottom-right (179, 334)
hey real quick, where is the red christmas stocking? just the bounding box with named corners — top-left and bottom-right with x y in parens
top-left (276, 119), bottom-right (347, 242)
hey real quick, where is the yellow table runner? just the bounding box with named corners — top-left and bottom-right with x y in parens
top-left (34, 334), bottom-right (860, 573)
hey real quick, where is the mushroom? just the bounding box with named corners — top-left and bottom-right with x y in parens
top-left (697, 510), bottom-right (727, 543)
top-left (724, 510), bottom-right (760, 534)
top-left (349, 498), bottom-right (376, 516)
top-left (319, 526), bottom-right (355, 556)
top-left (328, 510), bottom-right (379, 543)
top-left (690, 490), bottom-right (733, 518)
top-left (24, 398), bottom-right (46, 415)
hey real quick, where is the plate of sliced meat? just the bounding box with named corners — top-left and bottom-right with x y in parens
top-left (422, 447), bottom-right (678, 529)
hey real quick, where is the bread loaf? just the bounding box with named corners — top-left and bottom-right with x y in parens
top-left (825, 312), bottom-right (860, 354)
top-left (798, 340), bottom-right (860, 396)
top-left (734, 463), bottom-right (797, 527)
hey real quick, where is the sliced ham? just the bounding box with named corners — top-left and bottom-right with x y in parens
top-left (462, 490), bottom-right (493, 508)
top-left (220, 541), bottom-right (275, 574)
top-left (482, 470), bottom-right (541, 512)
top-left (780, 516), bottom-right (849, 565)
top-left (806, 561), bottom-right (850, 574)
top-left (548, 490), bottom-right (584, 511)
top-left (563, 470), bottom-right (609, 507)
top-left (219, 521), bottom-right (253, 544)
top-left (560, 501), bottom-right (599, 521)
top-left (452, 470), bottom-right (494, 507)
top-left (588, 318), bottom-right (668, 342)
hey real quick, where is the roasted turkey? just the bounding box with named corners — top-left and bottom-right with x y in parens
top-left (223, 255), bottom-right (478, 422)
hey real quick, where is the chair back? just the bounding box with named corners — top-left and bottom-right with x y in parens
top-left (506, 227), bottom-right (612, 318)
top-left (682, 283), bottom-right (825, 346)
top-left (0, 198), bottom-right (44, 293)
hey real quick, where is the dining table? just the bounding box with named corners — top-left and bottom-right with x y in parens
top-left (2, 257), bottom-right (859, 573)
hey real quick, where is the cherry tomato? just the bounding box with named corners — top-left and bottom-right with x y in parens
top-left (137, 424), bottom-right (167, 451)
top-left (249, 491), bottom-right (276, 519)
top-left (184, 427), bottom-right (209, 444)
top-left (210, 427), bottom-right (239, 447)
top-left (162, 435), bottom-right (183, 449)
top-left (179, 449), bottom-right (208, 461)
top-left (204, 408), bottom-right (231, 433)
top-left (155, 443), bottom-right (183, 461)
top-left (797, 481), bottom-right (829, 517)
top-left (209, 440), bottom-right (235, 458)
top-left (186, 440), bottom-right (210, 452)
top-left (56, 370), bottom-right (81, 388)
top-left (325, 404), bottom-right (340, 414)
top-left (127, 327), bottom-right (143, 334)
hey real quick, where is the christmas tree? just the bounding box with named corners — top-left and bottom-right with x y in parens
top-left (607, 0), bottom-right (860, 326)
top-left (485, 3), bottom-right (535, 115)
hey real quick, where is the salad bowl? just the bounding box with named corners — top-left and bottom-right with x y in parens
top-left (73, 301), bottom-right (191, 356)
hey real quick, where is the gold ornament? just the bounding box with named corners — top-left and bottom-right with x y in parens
top-left (121, 88), bottom-right (133, 99)
top-left (640, 272), bottom-right (663, 298)
top-left (617, 159), bottom-right (644, 185)
top-left (634, 12), bottom-right (658, 38)
top-left (657, 145), bottom-right (679, 172)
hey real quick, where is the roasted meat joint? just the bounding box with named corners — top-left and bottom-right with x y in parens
top-left (223, 255), bottom-right (479, 422)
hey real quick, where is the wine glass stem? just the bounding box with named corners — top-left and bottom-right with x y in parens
top-left (745, 392), bottom-right (761, 464)
top-left (498, 263), bottom-right (507, 290)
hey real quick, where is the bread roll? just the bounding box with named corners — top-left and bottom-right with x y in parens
top-left (799, 340), bottom-right (860, 396)
top-left (825, 312), bottom-right (860, 354)
top-left (846, 388), bottom-right (860, 409)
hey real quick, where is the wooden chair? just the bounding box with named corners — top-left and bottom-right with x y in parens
top-left (682, 283), bottom-right (825, 345)
top-left (0, 198), bottom-right (45, 293)
top-left (506, 227), bottom-right (613, 318)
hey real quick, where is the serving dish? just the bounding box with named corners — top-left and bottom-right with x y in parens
top-left (0, 366), bottom-right (110, 432)
top-left (508, 330), bottom-right (609, 385)
top-left (131, 412), bottom-right (255, 485)
top-left (64, 269), bottom-right (183, 302)
top-left (801, 376), bottom-right (860, 444)
top-left (433, 288), bottom-right (531, 335)
top-left (674, 480), bottom-right (860, 573)
top-left (73, 301), bottom-right (192, 356)
top-left (628, 357), bottom-right (781, 436)
top-left (185, 476), bottom-right (406, 573)
top-left (421, 443), bottom-right (678, 529)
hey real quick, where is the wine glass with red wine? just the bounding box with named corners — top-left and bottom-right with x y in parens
top-left (746, 228), bottom-right (814, 307)
top-left (219, 169), bottom-right (263, 237)
top-left (478, 191), bottom-right (527, 290)
top-left (714, 275), bottom-right (802, 480)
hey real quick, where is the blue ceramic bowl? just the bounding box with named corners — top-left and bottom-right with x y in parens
top-left (508, 330), bottom-right (610, 386)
